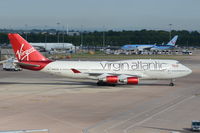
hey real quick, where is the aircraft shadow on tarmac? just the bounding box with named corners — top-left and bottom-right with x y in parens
top-left (0, 81), bottom-right (171, 87)
top-left (142, 126), bottom-right (193, 133)
top-left (137, 83), bottom-right (170, 86)
top-left (0, 81), bottom-right (96, 86)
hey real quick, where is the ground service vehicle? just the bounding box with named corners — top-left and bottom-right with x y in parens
top-left (192, 120), bottom-right (200, 131)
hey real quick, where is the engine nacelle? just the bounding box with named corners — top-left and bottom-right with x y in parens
top-left (102, 76), bottom-right (119, 84)
top-left (122, 77), bottom-right (139, 85)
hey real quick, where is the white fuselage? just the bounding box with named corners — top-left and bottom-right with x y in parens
top-left (42, 59), bottom-right (192, 80)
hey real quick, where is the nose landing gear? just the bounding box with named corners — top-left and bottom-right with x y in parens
top-left (169, 79), bottom-right (175, 86)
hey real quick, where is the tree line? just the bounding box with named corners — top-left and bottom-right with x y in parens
top-left (0, 29), bottom-right (200, 47)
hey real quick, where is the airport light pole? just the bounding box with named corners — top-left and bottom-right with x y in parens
top-left (66, 24), bottom-right (69, 35)
top-left (45, 33), bottom-right (47, 43)
top-left (44, 25), bottom-right (48, 43)
top-left (81, 32), bottom-right (83, 46)
top-left (80, 25), bottom-right (83, 51)
top-left (169, 24), bottom-right (172, 40)
top-left (102, 25), bottom-right (106, 48)
top-left (57, 22), bottom-right (60, 43)
top-left (103, 31), bottom-right (105, 48)
top-left (25, 24), bottom-right (28, 40)
top-left (44, 25), bottom-right (48, 57)
top-left (62, 25), bottom-right (65, 43)
top-left (0, 46), bottom-right (1, 61)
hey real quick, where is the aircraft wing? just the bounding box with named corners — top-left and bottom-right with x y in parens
top-left (122, 45), bottom-right (154, 51)
top-left (89, 72), bottom-right (141, 78)
top-left (70, 68), bottom-right (142, 78)
top-left (137, 45), bottom-right (154, 51)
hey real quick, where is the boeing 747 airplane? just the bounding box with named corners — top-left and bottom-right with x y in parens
top-left (30, 43), bottom-right (75, 52)
top-left (8, 34), bottom-right (191, 86)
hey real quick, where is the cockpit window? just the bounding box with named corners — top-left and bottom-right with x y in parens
top-left (176, 61), bottom-right (180, 64)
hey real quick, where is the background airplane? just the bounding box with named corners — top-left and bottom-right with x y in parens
top-left (121, 35), bottom-right (178, 51)
top-left (8, 33), bottom-right (191, 86)
top-left (30, 43), bottom-right (75, 52)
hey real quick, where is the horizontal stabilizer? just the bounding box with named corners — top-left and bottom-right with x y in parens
top-left (0, 60), bottom-right (7, 64)
top-left (16, 62), bottom-right (40, 67)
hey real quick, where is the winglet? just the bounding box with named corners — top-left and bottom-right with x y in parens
top-left (71, 68), bottom-right (81, 73)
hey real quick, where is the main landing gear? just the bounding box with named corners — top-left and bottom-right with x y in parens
top-left (97, 81), bottom-right (116, 86)
top-left (169, 79), bottom-right (175, 86)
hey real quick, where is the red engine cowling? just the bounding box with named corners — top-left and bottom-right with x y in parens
top-left (103, 76), bottom-right (119, 84)
top-left (123, 77), bottom-right (139, 85)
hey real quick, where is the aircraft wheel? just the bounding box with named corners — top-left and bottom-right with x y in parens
top-left (97, 82), bottom-right (102, 86)
top-left (169, 82), bottom-right (174, 86)
top-left (111, 84), bottom-right (116, 87)
top-left (97, 81), bottom-right (105, 86)
top-left (97, 81), bottom-right (116, 87)
top-left (169, 79), bottom-right (175, 86)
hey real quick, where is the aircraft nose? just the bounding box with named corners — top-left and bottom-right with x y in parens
top-left (187, 67), bottom-right (192, 75)
top-left (184, 66), bottom-right (192, 76)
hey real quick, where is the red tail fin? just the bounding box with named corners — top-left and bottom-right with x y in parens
top-left (8, 33), bottom-right (49, 62)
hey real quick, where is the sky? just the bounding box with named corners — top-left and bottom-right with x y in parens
top-left (0, 0), bottom-right (200, 31)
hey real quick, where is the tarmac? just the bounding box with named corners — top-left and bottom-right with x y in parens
top-left (0, 53), bottom-right (200, 133)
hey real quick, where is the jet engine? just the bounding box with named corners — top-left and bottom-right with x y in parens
top-left (102, 76), bottom-right (119, 84)
top-left (100, 76), bottom-right (139, 85)
top-left (121, 77), bottom-right (139, 85)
